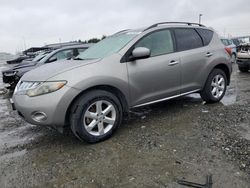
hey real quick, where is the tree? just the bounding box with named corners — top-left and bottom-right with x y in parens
top-left (87, 38), bottom-right (100, 43)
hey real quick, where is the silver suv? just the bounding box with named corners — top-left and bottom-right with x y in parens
top-left (13, 22), bottom-right (232, 143)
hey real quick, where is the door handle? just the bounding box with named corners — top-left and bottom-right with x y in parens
top-left (169, 60), bottom-right (179, 66)
top-left (205, 52), bottom-right (213, 57)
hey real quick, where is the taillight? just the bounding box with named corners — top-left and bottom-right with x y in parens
top-left (225, 47), bottom-right (232, 56)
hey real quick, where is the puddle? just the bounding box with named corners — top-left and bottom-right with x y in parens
top-left (221, 92), bottom-right (237, 106)
top-left (0, 124), bottom-right (40, 150)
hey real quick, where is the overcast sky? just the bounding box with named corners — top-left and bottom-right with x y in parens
top-left (0, 0), bottom-right (250, 54)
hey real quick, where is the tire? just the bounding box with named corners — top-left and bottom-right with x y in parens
top-left (200, 69), bottom-right (227, 103)
top-left (70, 90), bottom-right (123, 143)
top-left (238, 66), bottom-right (249, 73)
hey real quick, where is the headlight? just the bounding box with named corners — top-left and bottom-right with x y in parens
top-left (15, 81), bottom-right (67, 97)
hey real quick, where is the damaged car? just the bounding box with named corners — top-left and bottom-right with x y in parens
top-left (237, 43), bottom-right (250, 72)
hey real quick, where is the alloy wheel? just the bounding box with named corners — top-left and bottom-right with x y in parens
top-left (83, 100), bottom-right (116, 136)
top-left (211, 74), bottom-right (225, 99)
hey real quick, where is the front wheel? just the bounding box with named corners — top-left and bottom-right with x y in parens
top-left (200, 69), bottom-right (227, 103)
top-left (70, 90), bottom-right (123, 143)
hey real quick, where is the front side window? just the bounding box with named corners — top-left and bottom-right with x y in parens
top-left (49, 49), bottom-right (73, 62)
top-left (134, 30), bottom-right (174, 57)
top-left (174, 28), bottom-right (203, 51)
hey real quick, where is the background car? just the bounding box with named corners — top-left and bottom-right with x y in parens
top-left (237, 43), bottom-right (250, 72)
top-left (2, 44), bottom-right (92, 89)
top-left (221, 38), bottom-right (237, 63)
top-left (6, 55), bottom-right (31, 64)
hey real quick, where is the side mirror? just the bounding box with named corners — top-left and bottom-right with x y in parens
top-left (130, 47), bottom-right (151, 61)
top-left (48, 56), bottom-right (57, 63)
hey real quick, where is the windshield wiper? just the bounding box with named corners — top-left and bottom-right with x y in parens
top-left (72, 57), bottom-right (84, 60)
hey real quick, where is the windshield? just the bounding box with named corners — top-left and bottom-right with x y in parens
top-left (77, 32), bottom-right (138, 60)
top-left (33, 52), bottom-right (47, 62)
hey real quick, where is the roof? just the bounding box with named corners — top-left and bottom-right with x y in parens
top-left (23, 47), bottom-right (51, 54)
top-left (113, 22), bottom-right (209, 36)
top-left (43, 42), bottom-right (92, 49)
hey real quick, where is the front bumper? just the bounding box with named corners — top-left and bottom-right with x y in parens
top-left (12, 85), bottom-right (80, 129)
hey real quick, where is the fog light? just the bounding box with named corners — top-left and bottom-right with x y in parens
top-left (31, 112), bottom-right (47, 122)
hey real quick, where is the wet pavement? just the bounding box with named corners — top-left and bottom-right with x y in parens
top-left (0, 60), bottom-right (249, 188)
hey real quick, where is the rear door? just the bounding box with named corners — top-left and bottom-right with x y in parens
top-left (173, 28), bottom-right (212, 93)
top-left (126, 29), bottom-right (181, 107)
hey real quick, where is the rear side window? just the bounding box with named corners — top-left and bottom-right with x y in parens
top-left (135, 30), bottom-right (174, 57)
top-left (196, 28), bottom-right (214, 46)
top-left (174, 28), bottom-right (203, 51)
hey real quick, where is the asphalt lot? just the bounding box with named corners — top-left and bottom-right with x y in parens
top-left (0, 60), bottom-right (249, 188)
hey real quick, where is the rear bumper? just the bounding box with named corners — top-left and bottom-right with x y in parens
top-left (237, 58), bottom-right (250, 68)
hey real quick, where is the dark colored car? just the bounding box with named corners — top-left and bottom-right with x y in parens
top-left (2, 44), bottom-right (92, 89)
top-left (6, 55), bottom-right (31, 64)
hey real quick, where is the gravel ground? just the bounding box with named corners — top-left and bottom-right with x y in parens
top-left (0, 60), bottom-right (249, 188)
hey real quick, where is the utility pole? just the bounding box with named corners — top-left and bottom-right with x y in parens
top-left (199, 14), bottom-right (203, 24)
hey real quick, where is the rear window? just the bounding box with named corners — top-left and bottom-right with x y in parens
top-left (174, 28), bottom-right (203, 51)
top-left (196, 28), bottom-right (214, 46)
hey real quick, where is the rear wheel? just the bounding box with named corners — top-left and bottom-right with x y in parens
top-left (238, 66), bottom-right (249, 73)
top-left (70, 90), bottom-right (123, 143)
top-left (200, 69), bottom-right (227, 103)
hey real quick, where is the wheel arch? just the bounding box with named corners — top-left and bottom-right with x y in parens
top-left (64, 85), bottom-right (129, 127)
top-left (213, 63), bottom-right (231, 85)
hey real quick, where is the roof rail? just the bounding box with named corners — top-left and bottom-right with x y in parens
top-left (144, 22), bottom-right (206, 31)
top-left (112, 29), bottom-right (131, 36)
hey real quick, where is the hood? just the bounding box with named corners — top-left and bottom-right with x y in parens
top-left (12, 61), bottom-right (37, 70)
top-left (21, 59), bottom-right (100, 81)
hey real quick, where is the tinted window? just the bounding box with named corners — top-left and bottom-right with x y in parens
top-left (135, 30), bottom-right (174, 57)
top-left (196, 28), bottom-right (214, 46)
top-left (174, 28), bottom-right (203, 51)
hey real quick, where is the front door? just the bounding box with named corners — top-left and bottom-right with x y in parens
top-left (126, 29), bottom-right (181, 107)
